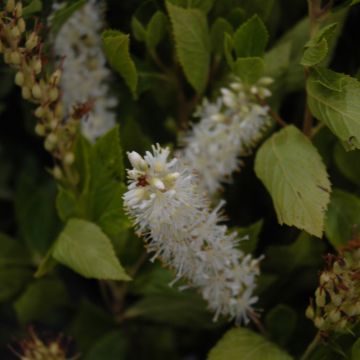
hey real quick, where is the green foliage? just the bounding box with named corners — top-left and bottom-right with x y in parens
top-left (255, 125), bottom-right (331, 237)
top-left (265, 305), bottom-right (297, 347)
top-left (233, 15), bottom-right (269, 58)
top-left (49, 0), bottom-right (86, 34)
top-left (307, 67), bottom-right (360, 150)
top-left (325, 189), bottom-right (360, 248)
top-left (52, 219), bottom-right (130, 280)
top-left (210, 18), bottom-right (233, 55)
top-left (146, 11), bottom-right (168, 50)
top-left (334, 142), bottom-right (360, 186)
top-left (208, 327), bottom-right (293, 360)
top-left (301, 23), bottom-right (337, 67)
top-left (236, 219), bottom-right (263, 253)
top-left (166, 2), bottom-right (210, 93)
top-left (102, 30), bottom-right (138, 97)
top-left (352, 338), bottom-right (360, 360)
top-left (233, 56), bottom-right (264, 83)
top-left (22, 0), bottom-right (42, 17)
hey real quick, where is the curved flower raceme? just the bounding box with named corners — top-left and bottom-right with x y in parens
top-left (180, 77), bottom-right (273, 194)
top-left (124, 145), bottom-right (262, 323)
top-left (52, 0), bottom-right (117, 141)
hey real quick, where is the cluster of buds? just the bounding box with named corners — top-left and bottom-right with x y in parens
top-left (11, 328), bottom-right (68, 360)
top-left (306, 240), bottom-right (360, 333)
top-left (0, 0), bottom-right (80, 180)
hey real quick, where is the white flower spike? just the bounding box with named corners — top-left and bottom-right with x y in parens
top-left (52, 0), bottom-right (117, 141)
top-left (180, 77), bottom-right (272, 194)
top-left (124, 144), bottom-right (262, 324)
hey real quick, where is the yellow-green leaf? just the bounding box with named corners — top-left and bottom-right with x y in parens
top-left (166, 2), bottom-right (210, 93)
top-left (208, 328), bottom-right (293, 360)
top-left (53, 219), bottom-right (131, 281)
top-left (255, 125), bottom-right (331, 237)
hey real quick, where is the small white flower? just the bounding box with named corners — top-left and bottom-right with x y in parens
top-left (51, 0), bottom-right (117, 141)
top-left (124, 145), bottom-right (262, 323)
top-left (180, 77), bottom-right (272, 194)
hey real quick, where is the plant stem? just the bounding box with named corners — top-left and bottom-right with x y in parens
top-left (300, 332), bottom-right (321, 360)
top-left (255, 95), bottom-right (287, 127)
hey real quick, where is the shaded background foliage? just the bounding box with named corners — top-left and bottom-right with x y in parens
top-left (1, 0), bottom-right (360, 359)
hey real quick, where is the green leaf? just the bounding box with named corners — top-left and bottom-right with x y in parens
top-left (22, 0), bottom-right (42, 17)
top-left (208, 328), bottom-right (293, 360)
top-left (324, 189), bottom-right (360, 248)
top-left (352, 338), bottom-right (360, 360)
top-left (167, 0), bottom-right (216, 13)
top-left (224, 33), bottom-right (235, 69)
top-left (52, 219), bottom-right (131, 281)
top-left (265, 232), bottom-right (326, 274)
top-left (85, 331), bottom-right (127, 360)
top-left (50, 0), bottom-right (86, 34)
top-left (236, 219), bottom-right (263, 253)
top-left (265, 305), bottom-right (297, 347)
top-left (131, 17), bottom-right (147, 42)
top-left (233, 57), bottom-right (264, 84)
top-left (0, 268), bottom-right (32, 302)
top-left (14, 277), bottom-right (69, 324)
top-left (102, 30), bottom-right (138, 98)
top-left (166, 2), bottom-right (210, 93)
top-left (301, 39), bottom-right (328, 67)
top-left (0, 233), bottom-right (31, 267)
top-left (265, 42), bottom-right (292, 79)
top-left (233, 15), bottom-right (269, 58)
top-left (307, 67), bottom-right (360, 150)
top-left (210, 18), bottom-right (233, 55)
top-left (146, 11), bottom-right (168, 49)
top-left (334, 142), bottom-right (360, 186)
top-left (255, 125), bottom-right (331, 237)
top-left (301, 23), bottom-right (337, 67)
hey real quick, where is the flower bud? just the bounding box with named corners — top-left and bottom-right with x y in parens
top-left (50, 69), bottom-right (62, 85)
top-left (128, 151), bottom-right (147, 171)
top-left (32, 83), bottom-right (42, 99)
top-left (15, 71), bottom-right (24, 86)
top-left (21, 86), bottom-right (31, 100)
top-left (49, 87), bottom-right (59, 102)
top-left (10, 25), bottom-right (20, 38)
top-left (151, 177), bottom-right (165, 191)
top-left (314, 316), bottom-right (325, 329)
top-left (305, 305), bottom-right (315, 320)
top-left (64, 152), bottom-right (75, 165)
top-left (34, 106), bottom-right (45, 118)
top-left (315, 288), bottom-right (326, 307)
top-left (26, 32), bottom-right (38, 51)
top-left (6, 0), bottom-right (15, 12)
top-left (53, 166), bottom-right (62, 180)
top-left (17, 18), bottom-right (26, 33)
top-left (35, 123), bottom-right (46, 136)
top-left (10, 50), bottom-right (21, 65)
top-left (15, 2), bottom-right (22, 17)
top-left (32, 58), bottom-right (42, 74)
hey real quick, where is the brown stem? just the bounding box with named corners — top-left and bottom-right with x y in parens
top-left (255, 95), bottom-right (287, 128)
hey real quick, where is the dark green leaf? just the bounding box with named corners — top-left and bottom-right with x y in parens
top-left (325, 189), bottom-right (360, 248)
top-left (0, 233), bottom-right (31, 267)
top-left (131, 17), bottom-right (147, 42)
top-left (102, 30), bottom-right (138, 98)
top-left (22, 0), bottom-right (42, 17)
top-left (265, 305), bottom-right (297, 347)
top-left (146, 11), bottom-right (168, 49)
top-left (236, 219), bottom-right (263, 253)
top-left (14, 277), bottom-right (69, 324)
top-left (210, 18), bottom-right (233, 55)
top-left (0, 268), bottom-right (32, 302)
top-left (233, 15), bottom-right (269, 58)
top-left (50, 0), bottom-right (86, 34)
top-left (52, 219), bottom-right (131, 280)
top-left (166, 2), bottom-right (210, 93)
top-left (352, 338), bottom-right (360, 360)
top-left (333, 142), bottom-right (360, 186)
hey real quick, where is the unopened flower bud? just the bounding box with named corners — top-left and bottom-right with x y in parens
top-left (21, 86), bottom-right (31, 100)
top-left (329, 309), bottom-right (341, 323)
top-left (53, 166), bottom-right (62, 180)
top-left (15, 71), bottom-right (24, 86)
top-left (26, 32), bottom-right (38, 51)
top-left (50, 69), bottom-right (62, 85)
top-left (34, 106), bottom-right (45, 118)
top-left (10, 25), bottom-right (20, 38)
top-left (32, 58), bottom-right (42, 74)
top-left (315, 288), bottom-right (326, 307)
top-left (35, 123), bottom-right (46, 136)
top-left (17, 18), bottom-right (26, 33)
top-left (6, 0), bottom-right (15, 12)
top-left (305, 305), bottom-right (315, 320)
top-left (15, 2), bottom-right (22, 17)
top-left (314, 316), bottom-right (325, 329)
top-left (32, 83), bottom-right (42, 99)
top-left (44, 133), bottom-right (57, 151)
top-left (64, 152), bottom-right (75, 165)
top-left (128, 151), bottom-right (147, 171)
top-left (10, 50), bottom-right (21, 65)
top-left (49, 87), bottom-right (59, 102)
top-left (151, 177), bottom-right (165, 191)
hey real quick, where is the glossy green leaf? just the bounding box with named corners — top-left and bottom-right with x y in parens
top-left (53, 219), bottom-right (131, 281)
top-left (166, 2), bottom-right (210, 93)
top-left (146, 11), bottom-right (168, 49)
top-left (208, 328), bottom-right (293, 360)
top-left (255, 125), bottom-right (331, 237)
top-left (233, 57), bottom-right (264, 84)
top-left (333, 142), bottom-right (360, 186)
top-left (325, 189), bottom-right (360, 248)
top-left (233, 15), bottom-right (269, 58)
top-left (307, 67), bottom-right (360, 150)
top-left (102, 30), bottom-right (138, 97)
